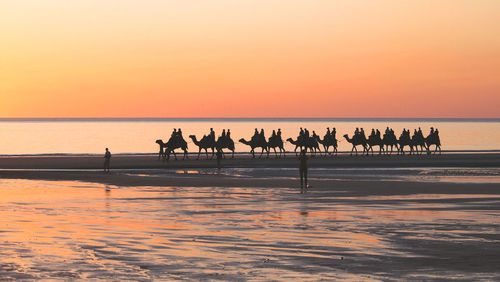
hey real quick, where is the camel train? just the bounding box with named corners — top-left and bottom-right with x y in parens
top-left (342, 127), bottom-right (441, 156)
top-left (156, 127), bottom-right (441, 160)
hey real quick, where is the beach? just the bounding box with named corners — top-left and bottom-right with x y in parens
top-left (0, 153), bottom-right (499, 279)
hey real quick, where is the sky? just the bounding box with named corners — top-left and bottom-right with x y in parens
top-left (1, 0), bottom-right (499, 118)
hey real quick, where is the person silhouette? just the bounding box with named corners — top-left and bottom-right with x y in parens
top-left (210, 128), bottom-right (215, 142)
top-left (177, 128), bottom-right (183, 139)
top-left (171, 128), bottom-right (177, 137)
top-left (216, 148), bottom-right (223, 169)
top-left (104, 148), bottom-right (111, 173)
top-left (271, 130), bottom-right (276, 138)
top-left (355, 128), bottom-right (359, 137)
top-left (299, 149), bottom-right (308, 193)
top-left (226, 129), bottom-right (231, 138)
top-left (277, 128), bottom-right (282, 137)
top-left (221, 129), bottom-right (226, 138)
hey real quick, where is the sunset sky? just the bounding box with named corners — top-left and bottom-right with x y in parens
top-left (1, 0), bottom-right (499, 118)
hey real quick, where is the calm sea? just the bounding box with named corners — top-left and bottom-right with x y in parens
top-left (0, 118), bottom-right (499, 155)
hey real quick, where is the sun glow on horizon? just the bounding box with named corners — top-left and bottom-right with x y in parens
top-left (1, 1), bottom-right (499, 118)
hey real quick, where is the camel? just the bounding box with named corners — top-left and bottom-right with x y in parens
top-left (286, 137), bottom-right (321, 156)
top-left (156, 135), bottom-right (188, 161)
top-left (397, 133), bottom-right (412, 155)
top-left (366, 134), bottom-right (384, 155)
top-left (267, 134), bottom-right (285, 158)
top-left (189, 135), bottom-right (215, 159)
top-left (315, 134), bottom-right (338, 156)
top-left (343, 134), bottom-right (368, 156)
top-left (216, 135), bottom-right (235, 158)
top-left (239, 137), bottom-right (268, 158)
top-left (425, 132), bottom-right (441, 155)
top-left (410, 133), bottom-right (426, 155)
top-left (382, 133), bottom-right (399, 154)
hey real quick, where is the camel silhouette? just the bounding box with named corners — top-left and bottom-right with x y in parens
top-left (343, 134), bottom-right (368, 156)
top-left (286, 137), bottom-right (321, 156)
top-left (315, 132), bottom-right (338, 156)
top-left (410, 133), bottom-right (426, 155)
top-left (267, 134), bottom-right (285, 158)
top-left (216, 135), bottom-right (235, 158)
top-left (155, 135), bottom-right (188, 161)
top-left (382, 132), bottom-right (399, 154)
top-left (239, 137), bottom-right (268, 158)
top-left (189, 135), bottom-right (215, 159)
top-left (367, 134), bottom-right (384, 155)
top-left (397, 132), bottom-right (412, 155)
top-left (425, 131), bottom-right (441, 154)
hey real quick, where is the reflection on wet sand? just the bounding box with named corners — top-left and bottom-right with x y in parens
top-left (0, 179), bottom-right (499, 280)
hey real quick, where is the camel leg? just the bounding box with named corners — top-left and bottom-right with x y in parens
top-left (231, 150), bottom-right (234, 158)
top-left (259, 148), bottom-right (265, 159)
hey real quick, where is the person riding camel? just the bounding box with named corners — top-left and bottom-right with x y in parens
top-left (304, 128), bottom-right (310, 138)
top-left (176, 129), bottom-right (183, 143)
top-left (171, 128), bottom-right (177, 137)
top-left (354, 128), bottom-right (360, 137)
top-left (312, 130), bottom-right (319, 140)
top-left (277, 128), bottom-right (282, 137)
top-left (376, 129), bottom-right (381, 139)
top-left (226, 129), bottom-right (231, 139)
top-left (221, 129), bottom-right (226, 138)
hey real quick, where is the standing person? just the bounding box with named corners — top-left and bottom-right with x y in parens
top-left (216, 148), bottom-right (223, 169)
top-left (104, 148), bottom-right (111, 173)
top-left (299, 149), bottom-right (308, 193)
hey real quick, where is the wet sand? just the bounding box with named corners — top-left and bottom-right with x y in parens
top-left (0, 154), bottom-right (499, 279)
top-left (0, 178), bottom-right (498, 280)
top-left (0, 152), bottom-right (499, 170)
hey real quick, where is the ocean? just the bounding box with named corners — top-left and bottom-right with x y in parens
top-left (0, 118), bottom-right (499, 155)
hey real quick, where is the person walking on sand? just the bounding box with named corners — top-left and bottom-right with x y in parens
top-left (104, 148), bottom-right (111, 173)
top-left (299, 149), bottom-right (308, 193)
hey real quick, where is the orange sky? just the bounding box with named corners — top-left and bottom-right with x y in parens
top-left (1, 0), bottom-right (499, 118)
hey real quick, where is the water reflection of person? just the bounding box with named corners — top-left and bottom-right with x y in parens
top-left (299, 149), bottom-right (308, 193)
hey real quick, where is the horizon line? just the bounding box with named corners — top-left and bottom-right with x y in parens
top-left (1, 117), bottom-right (499, 121)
